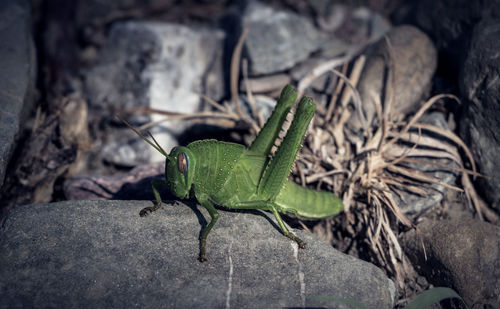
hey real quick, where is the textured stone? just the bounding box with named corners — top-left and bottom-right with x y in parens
top-left (0, 200), bottom-right (396, 308)
top-left (0, 0), bottom-right (35, 186)
top-left (84, 21), bottom-right (225, 165)
top-left (459, 18), bottom-right (500, 211)
top-left (414, 0), bottom-right (500, 50)
top-left (242, 2), bottom-right (322, 75)
top-left (404, 0), bottom-right (500, 80)
top-left (402, 217), bottom-right (500, 308)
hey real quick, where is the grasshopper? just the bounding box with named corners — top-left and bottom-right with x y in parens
top-left (120, 85), bottom-right (343, 261)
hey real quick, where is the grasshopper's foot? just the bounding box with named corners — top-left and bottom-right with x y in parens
top-left (139, 207), bottom-right (154, 217)
top-left (198, 240), bottom-right (207, 262)
top-left (139, 203), bottom-right (161, 217)
top-left (298, 240), bottom-right (306, 249)
top-left (198, 253), bottom-right (207, 263)
top-left (288, 233), bottom-right (306, 249)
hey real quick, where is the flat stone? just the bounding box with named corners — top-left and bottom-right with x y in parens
top-left (0, 200), bottom-right (395, 308)
top-left (0, 0), bottom-right (35, 186)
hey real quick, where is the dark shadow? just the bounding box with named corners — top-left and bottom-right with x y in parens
top-left (176, 123), bottom-right (247, 145)
top-left (218, 206), bottom-right (282, 233)
top-left (113, 175), bottom-right (175, 201)
top-left (218, 5), bottom-right (244, 92)
top-left (182, 200), bottom-right (209, 240)
top-left (159, 201), bottom-right (283, 240)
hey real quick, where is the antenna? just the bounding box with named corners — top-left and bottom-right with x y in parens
top-left (116, 115), bottom-right (168, 157)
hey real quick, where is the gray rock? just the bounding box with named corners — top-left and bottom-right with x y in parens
top-left (243, 2), bottom-right (323, 75)
top-left (414, 0), bottom-right (500, 50)
top-left (348, 7), bottom-right (392, 43)
top-left (459, 18), bottom-right (500, 211)
top-left (84, 21), bottom-right (225, 165)
top-left (401, 217), bottom-right (500, 308)
top-left (407, 0), bottom-right (500, 80)
top-left (314, 3), bottom-right (347, 32)
top-left (0, 0), bottom-right (36, 187)
top-left (101, 125), bottom-right (176, 167)
top-left (0, 200), bottom-right (395, 308)
top-left (315, 4), bottom-right (390, 44)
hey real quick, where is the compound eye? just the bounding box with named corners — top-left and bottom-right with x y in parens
top-left (177, 152), bottom-right (188, 173)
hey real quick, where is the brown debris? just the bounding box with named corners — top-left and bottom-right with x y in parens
top-left (0, 96), bottom-right (89, 215)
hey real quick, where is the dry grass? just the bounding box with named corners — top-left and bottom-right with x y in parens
top-left (122, 30), bottom-right (498, 288)
top-left (290, 39), bottom-right (498, 286)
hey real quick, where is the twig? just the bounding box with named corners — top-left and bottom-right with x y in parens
top-left (242, 58), bottom-right (264, 128)
top-left (331, 68), bottom-right (367, 131)
top-left (297, 54), bottom-right (352, 98)
top-left (230, 25), bottom-right (249, 120)
top-left (325, 63), bottom-right (347, 123)
top-left (384, 94), bottom-right (460, 149)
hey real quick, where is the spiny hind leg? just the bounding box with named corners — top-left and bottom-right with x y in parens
top-left (140, 178), bottom-right (168, 217)
top-left (257, 97), bottom-right (316, 201)
top-left (249, 85), bottom-right (297, 156)
top-left (233, 200), bottom-right (306, 249)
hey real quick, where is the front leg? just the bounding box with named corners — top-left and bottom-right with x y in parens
top-left (195, 194), bottom-right (219, 262)
top-left (140, 178), bottom-right (168, 217)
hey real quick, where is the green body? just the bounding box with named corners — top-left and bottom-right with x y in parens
top-left (180, 140), bottom-right (341, 220)
top-left (123, 85), bottom-right (343, 261)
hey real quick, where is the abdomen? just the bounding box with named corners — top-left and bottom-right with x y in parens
top-left (274, 181), bottom-right (343, 220)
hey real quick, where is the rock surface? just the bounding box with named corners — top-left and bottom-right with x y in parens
top-left (414, 0), bottom-right (495, 50)
top-left (401, 217), bottom-right (500, 308)
top-left (0, 0), bottom-right (35, 186)
top-left (0, 200), bottom-right (396, 308)
top-left (459, 18), bottom-right (500, 211)
top-left (242, 2), bottom-right (323, 75)
top-left (84, 21), bottom-right (225, 165)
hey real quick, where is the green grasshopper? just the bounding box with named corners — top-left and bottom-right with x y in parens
top-left (120, 85), bottom-right (343, 261)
